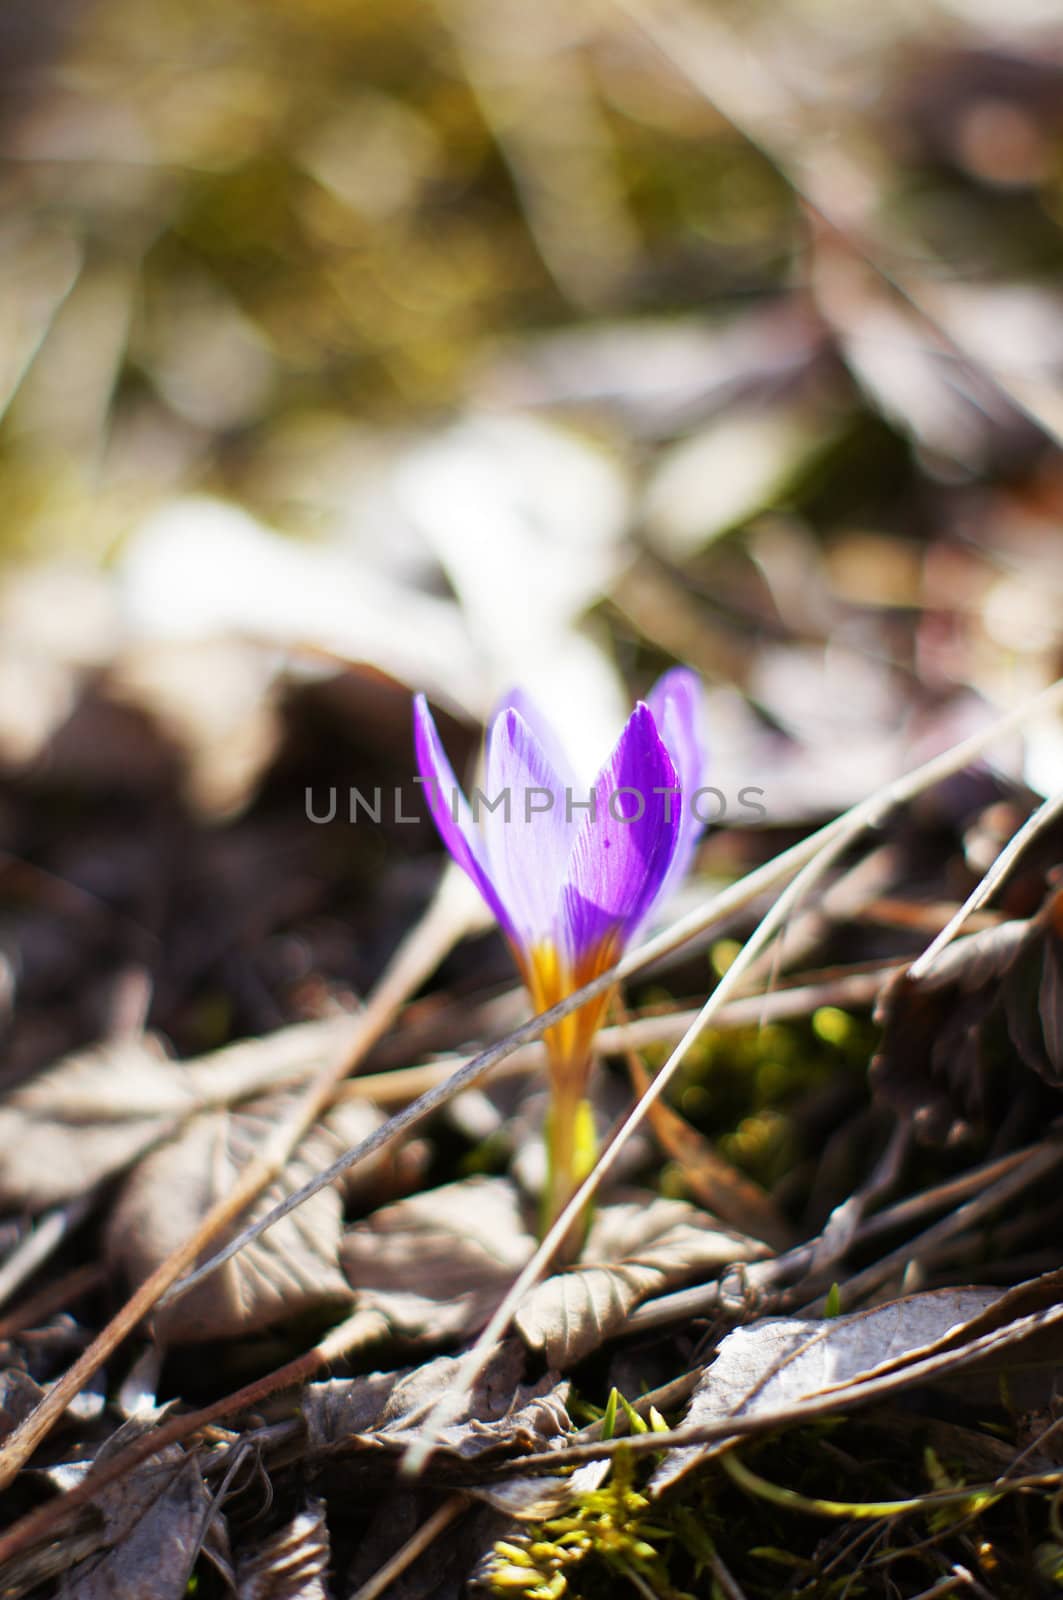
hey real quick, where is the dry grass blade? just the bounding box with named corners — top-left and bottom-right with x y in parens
top-left (347, 1495), bottom-right (466, 1600)
top-left (623, 1033), bottom-right (792, 1249)
top-left (0, 1197), bottom-right (94, 1313)
top-left (0, 868), bottom-right (479, 1493)
top-left (165, 680), bottom-right (1063, 1321)
top-left (341, 965), bottom-right (898, 1107)
top-left (626, 1139), bottom-right (1059, 1335)
top-left (797, 1138), bottom-right (1063, 1317)
top-left (908, 788), bottom-right (1063, 982)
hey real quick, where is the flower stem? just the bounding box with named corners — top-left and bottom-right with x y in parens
top-left (542, 1079), bottom-right (596, 1259)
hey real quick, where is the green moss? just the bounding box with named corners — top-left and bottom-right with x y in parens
top-left (483, 1448), bottom-right (700, 1600)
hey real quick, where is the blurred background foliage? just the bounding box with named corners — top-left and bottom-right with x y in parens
top-left (0, 0), bottom-right (1061, 834)
top-left (3, 0), bottom-right (1061, 554)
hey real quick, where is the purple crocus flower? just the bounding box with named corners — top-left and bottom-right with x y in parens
top-left (413, 668), bottom-right (707, 1225)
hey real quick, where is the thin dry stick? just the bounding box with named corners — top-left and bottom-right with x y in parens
top-left (0, 869), bottom-right (479, 1493)
top-left (908, 788), bottom-right (1063, 981)
top-left (167, 678), bottom-right (1063, 1314)
top-left (343, 965), bottom-right (898, 1107)
top-left (707, 1545), bottom-right (752, 1600)
top-left (618, 995), bottom-right (792, 1248)
top-left (796, 1139), bottom-right (1063, 1316)
top-left (625, 1140), bottom-right (1050, 1333)
top-left (348, 1495), bottom-right (467, 1600)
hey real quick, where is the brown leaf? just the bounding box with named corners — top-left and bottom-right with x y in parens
top-left (0, 1038), bottom-right (192, 1210)
top-left (0, 1018), bottom-right (358, 1212)
top-left (107, 1092), bottom-right (381, 1342)
top-left (649, 1285), bottom-right (1005, 1495)
top-left (236, 1499), bottom-right (331, 1600)
top-left (340, 1176), bottom-right (535, 1346)
top-left (57, 1437), bottom-right (214, 1600)
top-left (649, 1273), bottom-right (1063, 1495)
top-left (303, 1342), bottom-right (569, 1466)
top-left (514, 1193), bottom-right (766, 1368)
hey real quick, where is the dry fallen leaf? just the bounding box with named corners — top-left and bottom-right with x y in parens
top-left (236, 1498), bottom-right (331, 1600)
top-left (107, 1091), bottom-right (383, 1343)
top-left (514, 1193), bottom-right (766, 1368)
top-left (57, 1432), bottom-right (217, 1600)
top-left (303, 1341), bottom-right (570, 1467)
top-left (0, 1018), bottom-right (358, 1212)
top-left (340, 1176), bottom-right (535, 1346)
top-left (872, 881), bottom-right (1063, 1143)
top-left (0, 1037), bottom-right (193, 1211)
top-left (649, 1283), bottom-right (1028, 1494)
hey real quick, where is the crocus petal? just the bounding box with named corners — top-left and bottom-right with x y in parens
top-left (480, 707), bottom-right (578, 950)
top-left (412, 694), bottom-right (515, 943)
top-left (646, 666), bottom-right (709, 909)
top-left (489, 686), bottom-right (578, 793)
top-left (559, 702), bottom-right (680, 968)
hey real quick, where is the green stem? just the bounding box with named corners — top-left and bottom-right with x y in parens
top-left (721, 1450), bottom-right (1003, 1521)
top-left (542, 1089), bottom-right (597, 1255)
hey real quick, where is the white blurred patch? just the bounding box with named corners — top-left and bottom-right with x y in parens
top-left (392, 413), bottom-right (630, 767)
top-left (118, 495), bottom-right (481, 711)
top-left (644, 404), bottom-right (825, 559)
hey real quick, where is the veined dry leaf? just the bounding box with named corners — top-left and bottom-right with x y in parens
top-left (0, 1017), bottom-right (357, 1212)
top-left (514, 1193), bottom-right (766, 1368)
top-left (340, 1176), bottom-right (535, 1346)
top-left (649, 1284), bottom-right (1022, 1495)
top-left (0, 1037), bottom-right (192, 1210)
top-left (57, 1436), bottom-right (215, 1600)
top-left (303, 1342), bottom-right (569, 1466)
top-left (107, 1091), bottom-right (382, 1342)
top-left (236, 1498), bottom-right (331, 1600)
top-left (871, 882), bottom-right (1063, 1143)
